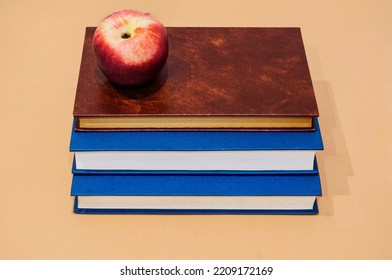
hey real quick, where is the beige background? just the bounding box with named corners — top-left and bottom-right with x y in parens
top-left (1, 0), bottom-right (391, 259)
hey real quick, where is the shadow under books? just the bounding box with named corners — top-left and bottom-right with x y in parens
top-left (313, 80), bottom-right (353, 217)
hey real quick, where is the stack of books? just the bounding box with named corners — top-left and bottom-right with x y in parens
top-left (69, 27), bottom-right (323, 214)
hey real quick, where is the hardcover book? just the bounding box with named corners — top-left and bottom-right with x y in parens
top-left (71, 170), bottom-right (322, 214)
top-left (73, 27), bottom-right (319, 131)
top-left (70, 118), bottom-right (323, 171)
top-left (73, 197), bottom-right (319, 215)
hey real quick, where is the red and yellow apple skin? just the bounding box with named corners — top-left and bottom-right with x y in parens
top-left (93, 10), bottom-right (168, 87)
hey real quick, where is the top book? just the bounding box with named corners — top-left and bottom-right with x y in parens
top-left (73, 27), bottom-right (319, 131)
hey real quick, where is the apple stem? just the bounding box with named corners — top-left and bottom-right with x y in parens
top-left (121, 33), bottom-right (131, 39)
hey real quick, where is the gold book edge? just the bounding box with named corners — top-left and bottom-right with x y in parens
top-left (77, 116), bottom-right (313, 129)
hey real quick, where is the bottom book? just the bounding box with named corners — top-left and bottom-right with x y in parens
top-left (73, 197), bottom-right (319, 215)
top-left (71, 169), bottom-right (322, 215)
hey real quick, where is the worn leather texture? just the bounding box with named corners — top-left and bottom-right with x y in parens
top-left (73, 27), bottom-right (319, 128)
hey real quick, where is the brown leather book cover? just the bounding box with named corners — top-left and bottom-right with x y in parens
top-left (73, 27), bottom-right (318, 131)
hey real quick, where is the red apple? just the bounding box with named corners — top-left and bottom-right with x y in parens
top-left (92, 10), bottom-right (168, 87)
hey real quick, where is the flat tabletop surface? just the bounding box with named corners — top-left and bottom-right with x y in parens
top-left (1, 0), bottom-right (391, 259)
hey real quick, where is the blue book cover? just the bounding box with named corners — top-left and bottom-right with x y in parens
top-left (71, 172), bottom-right (321, 196)
top-left (70, 118), bottom-right (323, 171)
top-left (71, 170), bottom-right (321, 215)
top-left (70, 118), bottom-right (323, 152)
